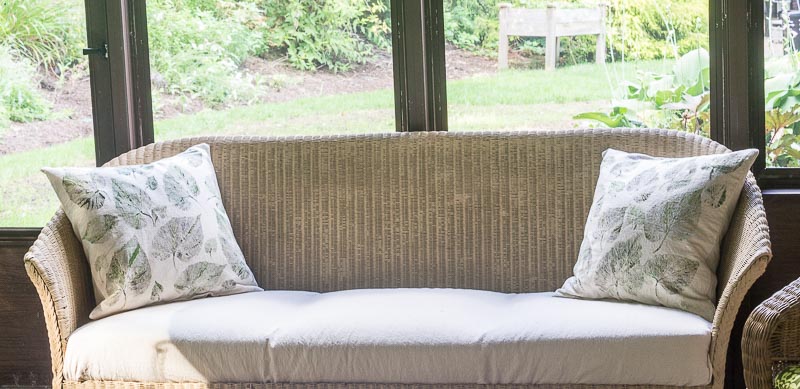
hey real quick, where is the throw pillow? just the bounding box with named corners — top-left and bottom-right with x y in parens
top-left (555, 148), bottom-right (758, 321)
top-left (43, 144), bottom-right (261, 319)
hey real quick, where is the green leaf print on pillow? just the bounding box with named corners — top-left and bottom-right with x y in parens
top-left (106, 238), bottom-right (152, 298)
top-left (112, 178), bottom-right (162, 229)
top-left (643, 254), bottom-right (700, 297)
top-left (703, 184), bottom-right (728, 208)
top-left (146, 176), bottom-right (158, 191)
top-left (597, 236), bottom-right (643, 297)
top-left (63, 174), bottom-right (107, 210)
top-left (593, 207), bottom-right (627, 243)
top-left (183, 147), bottom-right (206, 167)
top-left (150, 281), bottom-right (164, 302)
top-left (82, 215), bottom-right (118, 244)
top-left (152, 216), bottom-right (204, 267)
top-left (220, 235), bottom-right (250, 280)
top-left (175, 261), bottom-right (226, 295)
top-left (164, 165), bottom-right (200, 211)
top-left (643, 189), bottom-right (702, 252)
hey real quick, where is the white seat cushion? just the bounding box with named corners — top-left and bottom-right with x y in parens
top-left (64, 289), bottom-right (712, 385)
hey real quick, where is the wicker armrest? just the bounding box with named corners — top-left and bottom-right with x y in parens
top-left (743, 279), bottom-right (800, 389)
top-left (24, 212), bottom-right (93, 389)
top-left (708, 175), bottom-right (773, 388)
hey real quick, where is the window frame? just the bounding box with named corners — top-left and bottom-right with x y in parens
top-left (77, 0), bottom-right (156, 167)
top-left (392, 0), bottom-right (448, 132)
top-left (711, 0), bottom-right (800, 189)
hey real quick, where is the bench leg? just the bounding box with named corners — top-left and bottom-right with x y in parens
top-left (499, 33), bottom-right (509, 69)
top-left (498, 4), bottom-right (510, 69)
top-left (545, 5), bottom-right (557, 71)
top-left (596, 33), bottom-right (606, 65)
top-left (545, 35), bottom-right (557, 71)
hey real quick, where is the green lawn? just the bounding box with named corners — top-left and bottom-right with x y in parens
top-left (0, 59), bottom-right (673, 227)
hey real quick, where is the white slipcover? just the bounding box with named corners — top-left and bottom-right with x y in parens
top-left (64, 289), bottom-right (712, 385)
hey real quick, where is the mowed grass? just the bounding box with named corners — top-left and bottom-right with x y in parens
top-left (0, 59), bottom-right (673, 227)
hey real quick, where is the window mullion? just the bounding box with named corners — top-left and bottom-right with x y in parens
top-left (391, 0), bottom-right (448, 132)
top-left (93, 0), bottom-right (154, 166)
top-left (709, 0), bottom-right (765, 170)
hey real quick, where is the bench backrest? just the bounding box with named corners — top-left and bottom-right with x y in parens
top-left (109, 129), bottom-right (728, 293)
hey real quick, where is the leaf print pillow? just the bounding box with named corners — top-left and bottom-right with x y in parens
top-left (555, 148), bottom-right (758, 321)
top-left (43, 144), bottom-right (262, 319)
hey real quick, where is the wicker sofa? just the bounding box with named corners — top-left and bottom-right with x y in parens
top-left (25, 129), bottom-right (772, 389)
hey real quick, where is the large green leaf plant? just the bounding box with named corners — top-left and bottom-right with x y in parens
top-left (578, 48), bottom-right (800, 167)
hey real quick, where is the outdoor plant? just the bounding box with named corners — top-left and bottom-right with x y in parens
top-left (764, 53), bottom-right (800, 167)
top-left (257, 0), bottom-right (391, 72)
top-left (147, 0), bottom-right (264, 106)
top-left (575, 48), bottom-right (710, 135)
top-left (0, 45), bottom-right (51, 128)
top-left (578, 48), bottom-right (800, 167)
top-left (605, 0), bottom-right (707, 61)
top-left (0, 0), bottom-right (85, 71)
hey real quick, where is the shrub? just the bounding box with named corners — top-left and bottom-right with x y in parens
top-left (256, 0), bottom-right (391, 72)
top-left (0, 0), bottom-right (85, 70)
top-left (575, 48), bottom-right (710, 135)
top-left (606, 0), bottom-right (708, 61)
top-left (444, 0), bottom-right (503, 55)
top-left (147, 0), bottom-right (263, 106)
top-left (577, 49), bottom-right (800, 168)
top-left (0, 46), bottom-right (51, 127)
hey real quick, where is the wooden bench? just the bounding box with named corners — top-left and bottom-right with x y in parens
top-left (498, 3), bottom-right (607, 70)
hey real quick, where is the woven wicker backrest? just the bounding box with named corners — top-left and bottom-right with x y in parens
top-left (109, 130), bottom-right (728, 293)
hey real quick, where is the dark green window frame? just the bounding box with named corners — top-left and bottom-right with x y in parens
top-left (710, 0), bottom-right (800, 188)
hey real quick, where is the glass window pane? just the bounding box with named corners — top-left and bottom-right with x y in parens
top-left (445, 0), bottom-right (710, 135)
top-left (147, 0), bottom-right (394, 141)
top-left (764, 0), bottom-right (800, 167)
top-left (0, 0), bottom-right (96, 227)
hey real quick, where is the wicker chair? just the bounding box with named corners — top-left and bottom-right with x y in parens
top-left (743, 279), bottom-right (800, 389)
top-left (25, 129), bottom-right (773, 389)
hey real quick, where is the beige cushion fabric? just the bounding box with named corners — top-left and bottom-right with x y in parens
top-left (64, 289), bottom-right (712, 385)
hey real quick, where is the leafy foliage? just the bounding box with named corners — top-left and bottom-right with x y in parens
top-left (257, 0), bottom-right (390, 72)
top-left (0, 0), bottom-right (85, 70)
top-left (147, 0), bottom-right (264, 106)
top-left (605, 0), bottom-right (707, 61)
top-left (763, 54), bottom-right (800, 167)
top-left (578, 48), bottom-right (800, 167)
top-left (0, 46), bottom-right (51, 127)
top-left (574, 49), bottom-right (711, 133)
top-left (574, 107), bottom-right (642, 128)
